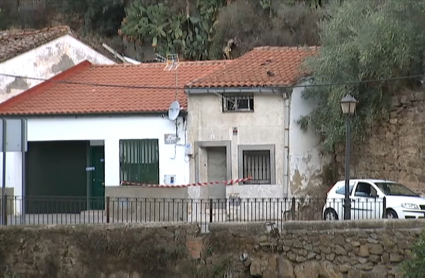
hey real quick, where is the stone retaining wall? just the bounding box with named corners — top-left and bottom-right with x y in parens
top-left (0, 220), bottom-right (423, 277)
top-left (335, 90), bottom-right (425, 194)
top-left (206, 220), bottom-right (425, 277)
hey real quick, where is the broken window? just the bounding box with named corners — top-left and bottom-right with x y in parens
top-left (222, 94), bottom-right (254, 112)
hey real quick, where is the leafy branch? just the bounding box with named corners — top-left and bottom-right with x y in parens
top-left (300, 0), bottom-right (425, 152)
top-left (119, 0), bottom-right (226, 60)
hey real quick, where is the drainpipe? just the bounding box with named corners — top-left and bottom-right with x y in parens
top-left (283, 94), bottom-right (291, 198)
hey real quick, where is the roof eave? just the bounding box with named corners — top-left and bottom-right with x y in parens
top-left (184, 86), bottom-right (288, 95)
top-left (0, 110), bottom-right (188, 118)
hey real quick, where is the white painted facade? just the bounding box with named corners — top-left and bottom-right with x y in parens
top-left (288, 82), bottom-right (330, 197)
top-left (0, 116), bottom-right (189, 201)
top-left (0, 34), bottom-right (115, 102)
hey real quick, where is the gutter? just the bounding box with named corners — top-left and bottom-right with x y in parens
top-left (283, 94), bottom-right (290, 197)
top-left (102, 43), bottom-right (133, 64)
top-left (0, 111), bottom-right (189, 119)
top-left (185, 87), bottom-right (286, 95)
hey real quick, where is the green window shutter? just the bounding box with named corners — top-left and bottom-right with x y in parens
top-left (119, 139), bottom-right (159, 185)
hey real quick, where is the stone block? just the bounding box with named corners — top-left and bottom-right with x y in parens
top-left (320, 246), bottom-right (331, 254)
top-left (263, 270), bottom-right (278, 278)
top-left (369, 254), bottom-right (381, 263)
top-left (368, 244), bottom-right (384, 255)
top-left (359, 245), bottom-right (369, 257)
top-left (326, 253), bottom-right (336, 262)
top-left (186, 237), bottom-right (203, 259)
top-left (277, 258), bottom-right (294, 278)
top-left (250, 260), bottom-right (262, 276)
top-left (339, 264), bottom-right (350, 273)
top-left (390, 253), bottom-right (403, 262)
top-left (287, 251), bottom-right (297, 262)
top-left (335, 245), bottom-right (347, 256)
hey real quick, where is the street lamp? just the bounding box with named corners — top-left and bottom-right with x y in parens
top-left (340, 94), bottom-right (358, 220)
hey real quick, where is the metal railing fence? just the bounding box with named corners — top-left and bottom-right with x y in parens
top-left (0, 195), bottom-right (388, 232)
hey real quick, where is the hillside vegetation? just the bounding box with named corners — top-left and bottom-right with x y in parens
top-left (0, 0), bottom-right (326, 60)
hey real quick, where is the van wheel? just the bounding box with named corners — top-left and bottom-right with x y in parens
top-left (386, 209), bottom-right (398, 219)
top-left (324, 209), bottom-right (338, 221)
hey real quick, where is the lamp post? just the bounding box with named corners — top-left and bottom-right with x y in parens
top-left (340, 94), bottom-right (358, 220)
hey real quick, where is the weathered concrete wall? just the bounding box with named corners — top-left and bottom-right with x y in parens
top-left (0, 220), bottom-right (422, 277)
top-left (187, 93), bottom-right (286, 199)
top-left (289, 83), bottom-right (331, 198)
top-left (0, 34), bottom-right (115, 102)
top-left (336, 90), bottom-right (425, 194)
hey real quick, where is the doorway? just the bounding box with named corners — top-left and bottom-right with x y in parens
top-left (25, 141), bottom-right (87, 213)
top-left (90, 146), bottom-right (105, 210)
top-left (206, 147), bottom-right (227, 199)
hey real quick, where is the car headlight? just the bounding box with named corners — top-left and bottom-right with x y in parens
top-left (401, 203), bottom-right (420, 209)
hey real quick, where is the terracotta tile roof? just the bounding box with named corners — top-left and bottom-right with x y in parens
top-left (0, 60), bottom-right (227, 116)
top-left (186, 46), bottom-right (318, 88)
top-left (0, 26), bottom-right (122, 63)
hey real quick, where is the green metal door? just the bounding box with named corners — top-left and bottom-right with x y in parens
top-left (90, 146), bottom-right (105, 210)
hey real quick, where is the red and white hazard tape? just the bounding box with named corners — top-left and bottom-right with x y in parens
top-left (120, 176), bottom-right (253, 187)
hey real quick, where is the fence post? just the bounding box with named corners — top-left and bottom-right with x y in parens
top-left (2, 194), bottom-right (7, 226)
top-left (106, 196), bottom-right (110, 223)
top-left (291, 197), bottom-right (296, 221)
top-left (382, 197), bottom-right (387, 219)
top-left (209, 199), bottom-right (213, 223)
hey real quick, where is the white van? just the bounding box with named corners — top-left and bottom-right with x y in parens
top-left (323, 179), bottom-right (425, 220)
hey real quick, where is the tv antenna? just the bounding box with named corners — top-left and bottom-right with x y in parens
top-left (154, 53), bottom-right (167, 63)
top-left (163, 54), bottom-right (180, 103)
top-left (164, 54), bottom-right (179, 71)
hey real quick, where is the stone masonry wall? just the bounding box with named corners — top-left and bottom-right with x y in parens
top-left (206, 221), bottom-right (424, 278)
top-left (0, 221), bottom-right (424, 277)
top-left (335, 89), bottom-right (425, 193)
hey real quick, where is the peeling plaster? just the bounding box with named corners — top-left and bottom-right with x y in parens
top-left (289, 84), bottom-right (331, 198)
top-left (0, 35), bottom-right (114, 103)
top-left (5, 77), bottom-right (29, 94)
top-left (51, 54), bottom-right (75, 74)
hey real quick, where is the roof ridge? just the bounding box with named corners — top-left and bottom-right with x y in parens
top-left (253, 46), bottom-right (319, 51)
top-left (0, 60), bottom-right (91, 111)
top-left (92, 60), bottom-right (228, 68)
top-left (186, 46), bottom-right (318, 88)
top-left (0, 26), bottom-right (70, 39)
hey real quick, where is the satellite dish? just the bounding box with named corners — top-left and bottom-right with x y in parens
top-left (168, 101), bottom-right (180, 121)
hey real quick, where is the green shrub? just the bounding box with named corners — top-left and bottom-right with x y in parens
top-left (401, 231), bottom-right (425, 278)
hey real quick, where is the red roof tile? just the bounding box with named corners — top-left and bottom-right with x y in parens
top-left (186, 46), bottom-right (318, 88)
top-left (0, 60), bottom-right (227, 116)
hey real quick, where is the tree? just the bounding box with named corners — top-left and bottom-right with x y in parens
top-left (59, 0), bottom-right (126, 37)
top-left (299, 0), bottom-right (425, 152)
top-left (119, 0), bottom-right (227, 60)
top-left (209, 0), bottom-right (327, 59)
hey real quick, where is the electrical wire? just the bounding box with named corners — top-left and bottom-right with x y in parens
top-left (0, 72), bottom-right (423, 91)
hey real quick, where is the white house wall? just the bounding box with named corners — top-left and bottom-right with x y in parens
top-left (187, 94), bottom-right (286, 199)
top-left (289, 84), bottom-right (330, 197)
top-left (1, 116), bottom-right (189, 199)
top-left (0, 34), bottom-right (115, 102)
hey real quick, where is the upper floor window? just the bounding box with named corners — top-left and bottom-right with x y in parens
top-left (222, 94), bottom-right (254, 112)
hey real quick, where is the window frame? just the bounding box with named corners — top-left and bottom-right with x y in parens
top-left (119, 139), bottom-right (160, 185)
top-left (222, 94), bottom-right (254, 112)
top-left (237, 144), bottom-right (276, 185)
